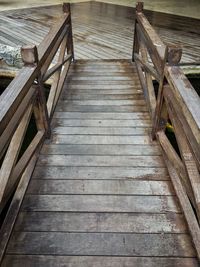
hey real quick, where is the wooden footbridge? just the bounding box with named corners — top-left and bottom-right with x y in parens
top-left (0, 2), bottom-right (200, 266)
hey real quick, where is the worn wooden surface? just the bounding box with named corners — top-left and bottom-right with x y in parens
top-left (0, 2), bottom-right (199, 64)
top-left (1, 60), bottom-right (198, 266)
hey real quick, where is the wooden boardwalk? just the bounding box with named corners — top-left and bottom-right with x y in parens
top-left (0, 2), bottom-right (200, 64)
top-left (1, 60), bottom-right (198, 266)
top-left (0, 3), bottom-right (200, 266)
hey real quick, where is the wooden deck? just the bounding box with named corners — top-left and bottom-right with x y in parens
top-left (1, 60), bottom-right (198, 266)
top-left (0, 2), bottom-right (200, 64)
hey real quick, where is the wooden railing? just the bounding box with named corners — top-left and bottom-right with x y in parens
top-left (0, 3), bottom-right (74, 213)
top-left (133, 2), bottom-right (200, 259)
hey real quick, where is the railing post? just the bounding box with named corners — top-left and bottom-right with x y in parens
top-left (167, 45), bottom-right (182, 66)
top-left (21, 45), bottom-right (38, 67)
top-left (151, 45), bottom-right (182, 139)
top-left (132, 2), bottom-right (144, 62)
top-left (21, 45), bottom-right (51, 138)
top-left (63, 3), bottom-right (75, 62)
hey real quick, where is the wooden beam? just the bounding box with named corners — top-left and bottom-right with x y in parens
top-left (161, 151), bottom-right (200, 261)
top-left (42, 54), bottom-right (72, 82)
top-left (0, 155), bottom-right (38, 264)
top-left (0, 104), bottom-right (33, 204)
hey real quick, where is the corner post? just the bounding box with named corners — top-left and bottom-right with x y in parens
top-left (167, 45), bottom-right (182, 66)
top-left (63, 3), bottom-right (75, 62)
top-left (21, 45), bottom-right (38, 67)
top-left (132, 2), bottom-right (144, 62)
top-left (21, 45), bottom-right (51, 138)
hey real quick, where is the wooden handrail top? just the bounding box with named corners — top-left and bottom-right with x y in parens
top-left (0, 12), bottom-right (70, 134)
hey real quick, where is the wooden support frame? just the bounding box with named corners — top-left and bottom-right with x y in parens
top-left (133, 2), bottom-right (200, 260)
top-left (0, 3), bottom-right (74, 259)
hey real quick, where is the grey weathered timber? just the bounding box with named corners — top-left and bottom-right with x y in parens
top-left (14, 212), bottom-right (186, 233)
top-left (6, 232), bottom-right (195, 257)
top-left (33, 166), bottom-right (169, 180)
top-left (52, 127), bottom-right (151, 135)
top-left (1, 256), bottom-right (199, 267)
top-left (28, 180), bottom-right (174, 195)
top-left (41, 144), bottom-right (161, 155)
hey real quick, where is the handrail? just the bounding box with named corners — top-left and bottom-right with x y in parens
top-left (0, 3), bottom-right (74, 212)
top-left (133, 2), bottom-right (200, 260)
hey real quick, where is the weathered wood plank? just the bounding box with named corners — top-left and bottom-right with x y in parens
top-left (54, 112), bottom-right (149, 120)
top-left (32, 166), bottom-right (169, 180)
top-left (15, 211), bottom-right (186, 233)
top-left (52, 127), bottom-right (151, 136)
top-left (68, 76), bottom-right (136, 81)
top-left (6, 232), bottom-right (194, 256)
top-left (64, 84), bottom-right (142, 90)
top-left (60, 100), bottom-right (146, 106)
top-left (62, 89), bottom-right (143, 95)
top-left (37, 155), bottom-right (165, 167)
top-left (50, 135), bottom-right (154, 145)
top-left (27, 180), bottom-right (174, 195)
top-left (56, 105), bottom-right (148, 112)
top-left (2, 255), bottom-right (199, 267)
top-left (21, 195), bottom-right (180, 213)
top-left (61, 94), bottom-right (144, 100)
top-left (41, 144), bottom-right (161, 156)
top-left (52, 119), bottom-right (150, 127)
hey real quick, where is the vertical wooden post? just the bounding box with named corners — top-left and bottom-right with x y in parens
top-left (21, 45), bottom-right (51, 137)
top-left (136, 2), bottom-right (144, 12)
top-left (63, 3), bottom-right (75, 61)
top-left (132, 2), bottom-right (144, 62)
top-left (167, 45), bottom-right (182, 66)
top-left (21, 45), bottom-right (38, 66)
top-left (151, 47), bottom-right (168, 140)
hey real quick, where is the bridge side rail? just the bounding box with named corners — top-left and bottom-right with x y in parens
top-left (133, 2), bottom-right (200, 260)
top-left (0, 2), bottom-right (73, 234)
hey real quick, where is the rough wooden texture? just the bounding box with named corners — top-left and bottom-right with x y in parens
top-left (1, 256), bottom-right (199, 267)
top-left (0, 2), bottom-right (199, 65)
top-left (2, 60), bottom-right (198, 266)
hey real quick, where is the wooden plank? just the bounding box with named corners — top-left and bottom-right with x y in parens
top-left (62, 89), bottom-right (143, 95)
top-left (37, 155), bottom-right (165, 167)
top-left (21, 195), bottom-right (180, 213)
top-left (64, 84), bottom-right (141, 90)
top-left (32, 166), bottom-right (169, 180)
top-left (61, 94), bottom-right (144, 100)
top-left (52, 127), bottom-right (151, 136)
top-left (56, 105), bottom-right (148, 112)
top-left (68, 81), bottom-right (142, 85)
top-left (41, 144), bottom-right (161, 156)
top-left (53, 112), bottom-right (149, 120)
top-left (53, 119), bottom-right (150, 127)
top-left (15, 211), bottom-right (185, 233)
top-left (6, 232), bottom-right (194, 256)
top-left (2, 255), bottom-right (199, 267)
top-left (50, 135), bottom-right (154, 145)
top-left (27, 180), bottom-right (174, 195)
top-left (60, 100), bottom-right (146, 106)
top-left (68, 76), bottom-right (136, 81)
top-left (68, 71), bottom-right (137, 76)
